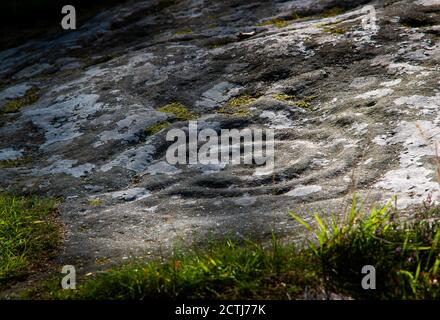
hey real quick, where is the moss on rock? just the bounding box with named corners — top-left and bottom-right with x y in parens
top-left (218, 95), bottom-right (256, 116)
top-left (144, 121), bottom-right (171, 136)
top-left (2, 87), bottom-right (40, 113)
top-left (157, 102), bottom-right (195, 121)
top-left (0, 156), bottom-right (33, 168)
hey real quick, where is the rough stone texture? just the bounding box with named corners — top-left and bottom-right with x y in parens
top-left (1, 0), bottom-right (440, 270)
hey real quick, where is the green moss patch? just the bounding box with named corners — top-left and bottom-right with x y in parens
top-left (273, 93), bottom-right (295, 102)
top-left (218, 95), bottom-right (257, 116)
top-left (88, 198), bottom-right (103, 206)
top-left (175, 28), bottom-right (193, 35)
top-left (0, 157), bottom-right (32, 169)
top-left (257, 18), bottom-right (289, 28)
top-left (273, 94), bottom-right (316, 110)
top-left (157, 103), bottom-right (195, 121)
top-left (321, 7), bottom-right (345, 18)
top-left (144, 121), bottom-right (171, 136)
top-left (2, 87), bottom-right (40, 113)
top-left (257, 13), bottom-right (301, 28)
top-left (319, 22), bottom-right (348, 35)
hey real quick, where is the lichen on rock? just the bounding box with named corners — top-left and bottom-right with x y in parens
top-left (1, 0), bottom-right (440, 269)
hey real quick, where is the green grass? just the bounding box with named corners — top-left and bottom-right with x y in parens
top-left (27, 195), bottom-right (439, 300)
top-left (290, 195), bottom-right (440, 299)
top-left (39, 239), bottom-right (319, 300)
top-left (0, 194), bottom-right (60, 289)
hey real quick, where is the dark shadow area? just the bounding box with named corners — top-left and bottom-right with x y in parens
top-left (0, 0), bottom-right (138, 50)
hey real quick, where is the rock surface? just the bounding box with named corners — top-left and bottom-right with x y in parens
top-left (1, 0), bottom-right (440, 269)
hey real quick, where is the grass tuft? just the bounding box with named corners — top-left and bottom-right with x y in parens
top-left (44, 239), bottom-right (318, 300)
top-left (22, 195), bottom-right (440, 300)
top-left (0, 194), bottom-right (60, 289)
top-left (290, 194), bottom-right (440, 299)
